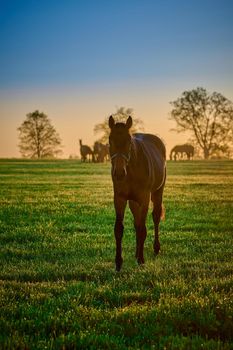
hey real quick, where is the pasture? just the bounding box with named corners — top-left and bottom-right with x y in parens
top-left (0, 159), bottom-right (232, 349)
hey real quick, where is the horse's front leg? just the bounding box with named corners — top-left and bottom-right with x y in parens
top-left (136, 203), bottom-right (149, 265)
top-left (151, 186), bottom-right (165, 255)
top-left (114, 196), bottom-right (127, 271)
top-left (129, 195), bottom-right (149, 266)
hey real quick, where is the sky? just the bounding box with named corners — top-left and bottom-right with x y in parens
top-left (0, 0), bottom-right (233, 158)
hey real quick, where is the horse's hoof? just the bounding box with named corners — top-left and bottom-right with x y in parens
top-left (137, 258), bottom-right (145, 265)
top-left (115, 263), bottom-right (122, 272)
top-left (115, 258), bottom-right (123, 271)
top-left (154, 243), bottom-right (160, 256)
top-left (154, 249), bottom-right (160, 256)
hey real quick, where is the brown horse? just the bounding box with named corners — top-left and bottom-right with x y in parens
top-left (93, 141), bottom-right (109, 162)
top-left (79, 139), bottom-right (93, 162)
top-left (170, 144), bottom-right (194, 161)
top-left (109, 116), bottom-right (166, 271)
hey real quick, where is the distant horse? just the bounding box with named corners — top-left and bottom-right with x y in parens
top-left (79, 140), bottom-right (93, 162)
top-left (170, 144), bottom-right (194, 161)
top-left (93, 142), bottom-right (109, 162)
top-left (109, 116), bottom-right (166, 271)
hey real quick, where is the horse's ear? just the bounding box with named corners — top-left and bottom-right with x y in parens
top-left (109, 115), bottom-right (115, 129)
top-left (126, 116), bottom-right (133, 129)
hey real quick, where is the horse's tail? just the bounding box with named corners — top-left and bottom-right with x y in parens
top-left (161, 204), bottom-right (165, 220)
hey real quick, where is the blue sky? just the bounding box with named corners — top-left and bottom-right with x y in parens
top-left (0, 0), bottom-right (233, 157)
top-left (1, 0), bottom-right (233, 88)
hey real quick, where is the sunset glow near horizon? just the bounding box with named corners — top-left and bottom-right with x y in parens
top-left (0, 0), bottom-right (233, 158)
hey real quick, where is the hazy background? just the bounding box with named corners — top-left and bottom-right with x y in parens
top-left (1, 0), bottom-right (233, 158)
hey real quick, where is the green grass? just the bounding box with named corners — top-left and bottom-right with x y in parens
top-left (0, 159), bottom-right (232, 349)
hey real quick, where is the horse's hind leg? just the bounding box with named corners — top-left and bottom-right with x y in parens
top-left (151, 186), bottom-right (164, 255)
top-left (129, 200), bottom-right (141, 261)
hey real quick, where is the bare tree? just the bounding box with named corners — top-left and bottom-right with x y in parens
top-left (170, 87), bottom-right (233, 159)
top-left (18, 110), bottom-right (62, 158)
top-left (94, 107), bottom-right (144, 143)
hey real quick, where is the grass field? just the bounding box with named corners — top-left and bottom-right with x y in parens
top-left (0, 159), bottom-right (232, 349)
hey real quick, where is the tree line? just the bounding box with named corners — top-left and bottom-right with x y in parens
top-left (18, 87), bottom-right (233, 160)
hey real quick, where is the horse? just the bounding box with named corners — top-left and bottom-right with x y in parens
top-left (109, 115), bottom-right (166, 271)
top-left (170, 144), bottom-right (194, 161)
top-left (79, 140), bottom-right (93, 162)
top-left (93, 141), bottom-right (109, 162)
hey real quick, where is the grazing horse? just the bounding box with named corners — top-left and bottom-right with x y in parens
top-left (79, 140), bottom-right (93, 162)
top-left (109, 116), bottom-right (166, 271)
top-left (170, 144), bottom-right (194, 161)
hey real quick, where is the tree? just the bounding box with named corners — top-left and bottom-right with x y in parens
top-left (18, 110), bottom-right (62, 158)
top-left (94, 107), bottom-right (144, 143)
top-left (170, 87), bottom-right (233, 159)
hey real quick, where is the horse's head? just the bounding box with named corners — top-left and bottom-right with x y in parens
top-left (109, 115), bottom-right (132, 181)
